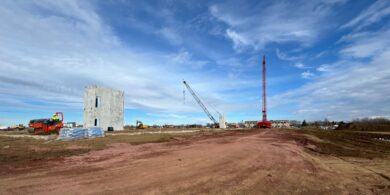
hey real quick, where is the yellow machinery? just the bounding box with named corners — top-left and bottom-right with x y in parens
top-left (136, 120), bottom-right (149, 129)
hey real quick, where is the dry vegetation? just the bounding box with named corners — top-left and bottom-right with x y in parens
top-left (293, 128), bottom-right (390, 159)
top-left (337, 118), bottom-right (390, 132)
top-left (1, 128), bottom-right (389, 171)
top-left (0, 129), bottom-right (226, 173)
top-left (0, 128), bottom-right (389, 194)
top-left (0, 133), bottom-right (173, 173)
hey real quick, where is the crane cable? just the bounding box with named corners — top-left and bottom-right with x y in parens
top-left (183, 81), bottom-right (221, 117)
top-left (183, 79), bottom-right (186, 104)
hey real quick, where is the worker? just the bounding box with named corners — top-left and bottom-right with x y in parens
top-left (52, 114), bottom-right (59, 122)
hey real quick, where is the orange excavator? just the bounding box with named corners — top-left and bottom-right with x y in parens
top-left (28, 112), bottom-right (64, 134)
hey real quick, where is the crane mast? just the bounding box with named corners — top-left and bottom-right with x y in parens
top-left (262, 55), bottom-right (267, 122)
top-left (257, 55), bottom-right (272, 128)
top-left (183, 81), bottom-right (218, 125)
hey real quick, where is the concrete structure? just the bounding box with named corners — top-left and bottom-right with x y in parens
top-left (244, 121), bottom-right (258, 128)
top-left (64, 122), bottom-right (76, 128)
top-left (244, 120), bottom-right (292, 128)
top-left (270, 120), bottom-right (291, 128)
top-left (219, 115), bottom-right (226, 129)
top-left (84, 85), bottom-right (124, 131)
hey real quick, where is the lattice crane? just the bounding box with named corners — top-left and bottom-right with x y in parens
top-left (183, 81), bottom-right (219, 127)
top-left (257, 55), bottom-right (272, 128)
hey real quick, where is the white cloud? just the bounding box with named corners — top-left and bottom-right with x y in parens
top-left (271, 21), bottom-right (390, 121)
top-left (168, 49), bottom-right (209, 69)
top-left (339, 29), bottom-right (390, 58)
top-left (301, 71), bottom-right (315, 79)
top-left (3, 0), bottom-right (388, 125)
top-left (316, 64), bottom-right (331, 72)
top-left (275, 49), bottom-right (304, 61)
top-left (158, 27), bottom-right (183, 45)
top-left (210, 0), bottom-right (346, 51)
top-left (341, 0), bottom-right (390, 30)
top-left (0, 0), bottom-right (268, 126)
top-left (270, 47), bottom-right (390, 121)
top-left (294, 63), bottom-right (308, 69)
top-left (172, 49), bottom-right (191, 63)
top-left (0, 1), bottom-right (221, 116)
top-left (321, 0), bottom-right (349, 4)
top-left (225, 29), bottom-right (252, 51)
top-left (146, 112), bottom-right (186, 119)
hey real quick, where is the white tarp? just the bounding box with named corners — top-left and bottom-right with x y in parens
top-left (58, 127), bottom-right (104, 140)
top-left (87, 127), bottom-right (104, 137)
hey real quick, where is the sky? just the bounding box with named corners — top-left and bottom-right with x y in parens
top-left (0, 0), bottom-right (389, 126)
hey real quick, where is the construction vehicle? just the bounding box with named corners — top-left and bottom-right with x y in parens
top-left (257, 56), bottom-right (272, 128)
top-left (183, 81), bottom-right (220, 128)
top-left (136, 120), bottom-right (149, 129)
top-left (28, 112), bottom-right (64, 134)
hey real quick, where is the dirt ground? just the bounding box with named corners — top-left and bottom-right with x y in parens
top-left (0, 129), bottom-right (389, 194)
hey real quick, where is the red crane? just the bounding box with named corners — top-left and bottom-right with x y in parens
top-left (257, 55), bottom-right (272, 128)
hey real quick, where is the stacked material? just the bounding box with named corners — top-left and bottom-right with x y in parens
top-left (58, 128), bottom-right (87, 140)
top-left (58, 127), bottom-right (104, 140)
top-left (87, 127), bottom-right (104, 137)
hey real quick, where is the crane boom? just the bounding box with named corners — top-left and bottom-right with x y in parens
top-left (183, 81), bottom-right (218, 125)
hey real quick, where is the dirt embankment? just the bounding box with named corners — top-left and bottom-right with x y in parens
top-left (0, 129), bottom-right (389, 194)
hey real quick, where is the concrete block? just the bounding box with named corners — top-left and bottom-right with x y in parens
top-left (84, 85), bottom-right (124, 131)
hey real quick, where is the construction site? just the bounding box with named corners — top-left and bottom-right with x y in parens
top-left (0, 55), bottom-right (389, 194)
top-left (1, 1), bottom-right (390, 194)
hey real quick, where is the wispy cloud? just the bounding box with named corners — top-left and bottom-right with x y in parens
top-left (146, 112), bottom-right (186, 119)
top-left (271, 42), bottom-right (390, 120)
top-left (210, 0), bottom-right (346, 51)
top-left (168, 49), bottom-right (209, 69)
top-left (341, 0), bottom-right (390, 30)
top-left (225, 29), bottom-right (252, 52)
top-left (158, 27), bottom-right (183, 45)
top-left (275, 49), bottom-right (304, 61)
top-left (0, 1), bottom-right (219, 115)
top-left (0, 0), bottom-right (268, 125)
top-left (1, 0), bottom-right (389, 125)
top-left (316, 64), bottom-right (331, 72)
top-left (301, 71), bottom-right (315, 79)
top-left (267, 1), bottom-right (390, 120)
top-left (294, 63), bottom-right (310, 69)
top-left (339, 29), bottom-right (390, 58)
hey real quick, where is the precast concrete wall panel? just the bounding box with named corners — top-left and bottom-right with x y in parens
top-left (84, 85), bottom-right (124, 131)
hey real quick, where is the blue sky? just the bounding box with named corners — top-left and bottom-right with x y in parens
top-left (0, 0), bottom-right (389, 126)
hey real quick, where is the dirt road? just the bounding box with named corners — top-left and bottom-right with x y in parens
top-left (0, 129), bottom-right (388, 194)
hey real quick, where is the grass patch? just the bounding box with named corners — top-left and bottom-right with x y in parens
top-left (0, 133), bottom-right (174, 169)
top-left (294, 129), bottom-right (390, 159)
top-left (76, 134), bottom-right (174, 149)
top-left (0, 137), bottom-right (88, 167)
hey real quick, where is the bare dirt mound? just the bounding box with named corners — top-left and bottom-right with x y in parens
top-left (0, 129), bottom-right (388, 194)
